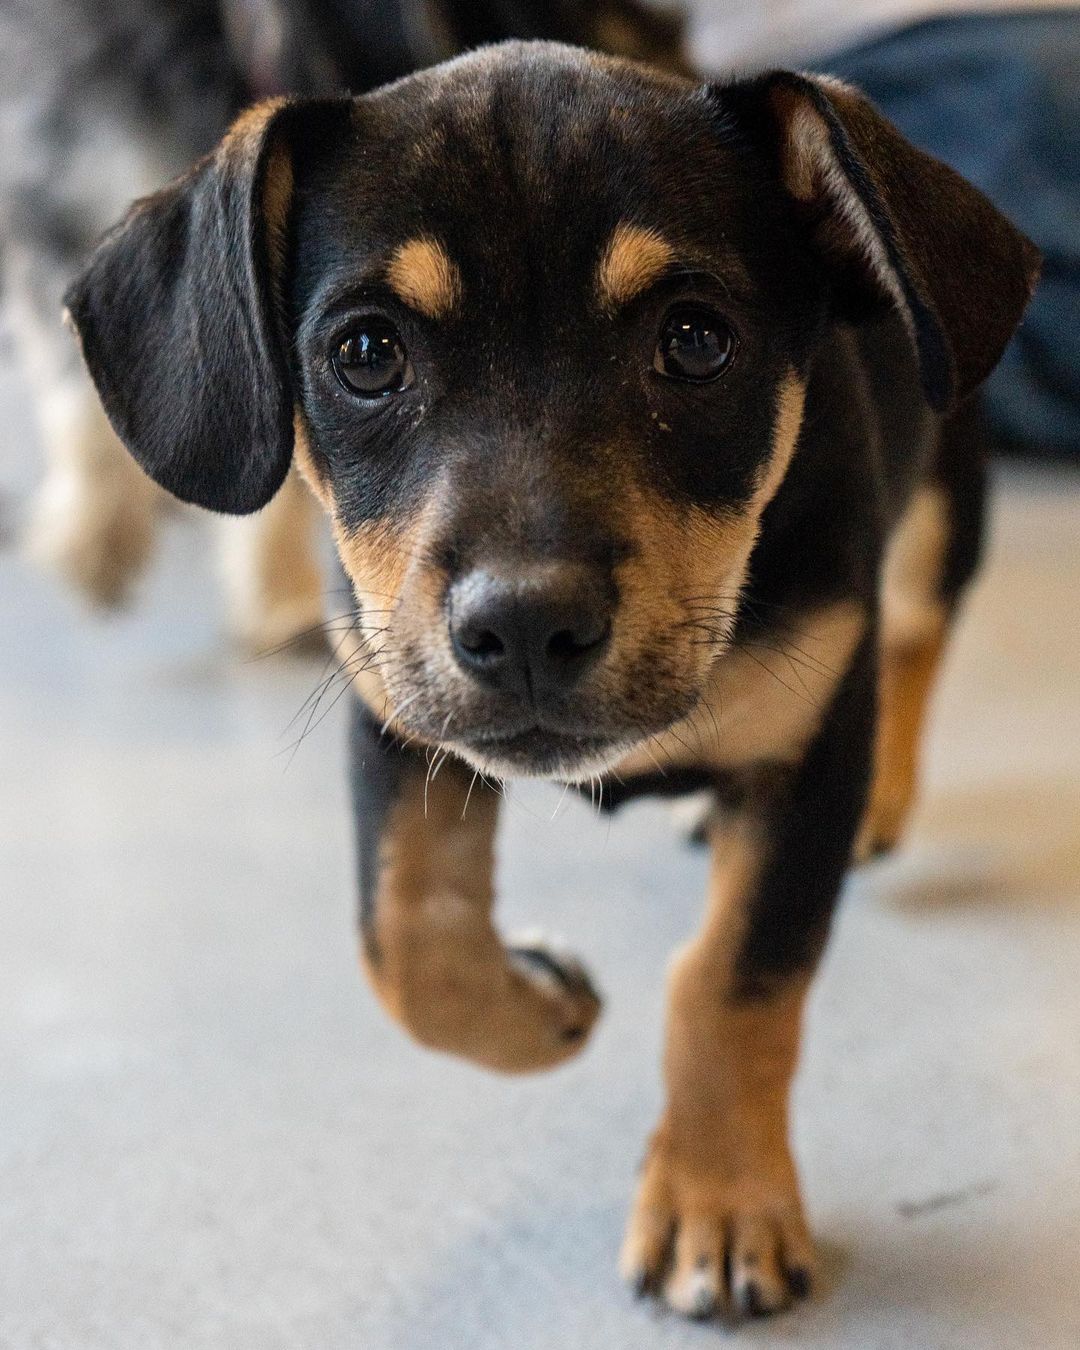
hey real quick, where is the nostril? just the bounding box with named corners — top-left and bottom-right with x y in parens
top-left (546, 629), bottom-right (580, 663)
top-left (448, 565), bottom-right (614, 692)
top-left (457, 625), bottom-right (505, 663)
top-left (545, 619), bottom-right (611, 664)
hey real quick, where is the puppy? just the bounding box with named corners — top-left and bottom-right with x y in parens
top-left (64, 43), bottom-right (1039, 1320)
top-left (0, 0), bottom-right (681, 645)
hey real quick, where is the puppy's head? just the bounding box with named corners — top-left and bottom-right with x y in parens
top-left (66, 44), bottom-right (1038, 780)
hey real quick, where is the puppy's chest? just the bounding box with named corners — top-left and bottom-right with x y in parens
top-left (608, 599), bottom-right (863, 789)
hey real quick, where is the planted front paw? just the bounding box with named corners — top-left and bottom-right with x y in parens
top-left (620, 1127), bottom-right (814, 1321)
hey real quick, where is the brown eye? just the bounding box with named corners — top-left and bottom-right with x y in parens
top-left (654, 306), bottom-right (736, 382)
top-left (333, 319), bottom-right (413, 397)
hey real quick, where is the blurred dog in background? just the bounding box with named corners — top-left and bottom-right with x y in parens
top-left (0, 0), bottom-right (683, 649)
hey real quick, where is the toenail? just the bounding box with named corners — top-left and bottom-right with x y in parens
top-left (787, 1266), bottom-right (812, 1299)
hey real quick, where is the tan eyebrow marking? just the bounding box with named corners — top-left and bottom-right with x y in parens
top-left (385, 236), bottom-right (463, 319)
top-left (596, 223), bottom-right (675, 313)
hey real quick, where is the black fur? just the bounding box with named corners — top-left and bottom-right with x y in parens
top-left (349, 695), bottom-right (419, 963)
top-left (733, 629), bottom-right (877, 991)
top-left (63, 114), bottom-right (292, 513)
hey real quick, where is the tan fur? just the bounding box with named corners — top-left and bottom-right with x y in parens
top-left (756, 372), bottom-right (805, 504)
top-left (610, 374), bottom-right (862, 779)
top-left (621, 822), bottom-right (815, 1314)
top-left (332, 499), bottom-right (432, 717)
top-left (386, 236), bottom-right (463, 319)
top-left (223, 97), bottom-right (289, 149)
top-left (294, 409), bottom-right (401, 702)
top-left (323, 371), bottom-right (814, 776)
top-left (216, 467), bottom-right (324, 654)
top-left (857, 626), bottom-right (947, 859)
top-left (261, 137), bottom-right (294, 320)
top-left (290, 410), bottom-right (328, 507)
top-left (363, 758), bottom-right (600, 1072)
top-left (336, 517), bottom-right (415, 620)
top-left (615, 598), bottom-right (865, 777)
top-left (600, 372), bottom-right (810, 769)
top-left (596, 223), bottom-right (675, 313)
top-left (24, 370), bottom-right (160, 607)
top-left (857, 485), bottom-right (951, 857)
top-left (880, 485), bottom-right (950, 650)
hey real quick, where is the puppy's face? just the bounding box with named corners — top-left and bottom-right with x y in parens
top-left (289, 49), bottom-right (820, 779)
top-left (66, 45), bottom-right (1038, 783)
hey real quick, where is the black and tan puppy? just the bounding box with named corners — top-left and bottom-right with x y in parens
top-left (65, 43), bottom-right (1039, 1321)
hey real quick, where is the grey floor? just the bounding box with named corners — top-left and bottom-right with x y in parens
top-left (2, 355), bottom-right (1079, 1350)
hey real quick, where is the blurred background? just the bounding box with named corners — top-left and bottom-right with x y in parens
top-left (1, 3), bottom-right (1078, 1348)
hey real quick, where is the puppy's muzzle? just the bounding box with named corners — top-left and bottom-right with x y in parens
top-left (448, 562), bottom-right (613, 705)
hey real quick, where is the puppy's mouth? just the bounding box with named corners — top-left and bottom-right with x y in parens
top-left (451, 723), bottom-right (630, 781)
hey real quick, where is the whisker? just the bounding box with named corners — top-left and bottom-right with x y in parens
top-left (641, 736), bottom-right (669, 777)
top-left (430, 745), bottom-right (453, 782)
top-left (380, 690), bottom-right (422, 737)
top-left (461, 769), bottom-right (480, 820)
top-left (738, 647), bottom-right (819, 708)
top-left (479, 770), bottom-right (504, 799)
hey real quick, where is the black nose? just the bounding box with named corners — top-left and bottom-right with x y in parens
top-left (448, 564), bottom-right (613, 701)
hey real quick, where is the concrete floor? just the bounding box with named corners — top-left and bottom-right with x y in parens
top-left (1, 357), bottom-right (1079, 1349)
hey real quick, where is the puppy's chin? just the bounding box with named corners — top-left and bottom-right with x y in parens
top-left (449, 728), bottom-right (635, 784)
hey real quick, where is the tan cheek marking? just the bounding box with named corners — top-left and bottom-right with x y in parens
top-left (610, 371), bottom-right (811, 766)
top-left (754, 371), bottom-right (805, 508)
top-left (293, 412), bottom-right (395, 718)
top-left (609, 484), bottom-right (764, 676)
top-left (332, 486), bottom-right (459, 730)
top-left (331, 517), bottom-right (413, 716)
top-left (596, 223), bottom-right (674, 313)
top-left (612, 371), bottom-right (804, 677)
top-left (702, 599), bottom-right (864, 768)
top-left (615, 600), bottom-right (865, 776)
top-left (336, 518), bottom-right (412, 612)
top-left (290, 410), bottom-right (331, 509)
top-left (386, 236), bottom-right (462, 319)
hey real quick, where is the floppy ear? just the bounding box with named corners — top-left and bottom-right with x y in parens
top-left (64, 99), bottom-right (323, 514)
top-left (722, 72), bottom-right (1041, 412)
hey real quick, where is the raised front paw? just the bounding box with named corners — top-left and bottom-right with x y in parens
top-left (502, 933), bottom-right (603, 1066)
top-left (368, 929), bottom-right (601, 1075)
top-left (620, 1126), bottom-right (815, 1321)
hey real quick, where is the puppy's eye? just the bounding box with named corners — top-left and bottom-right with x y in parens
top-left (654, 306), bottom-right (736, 382)
top-left (333, 319), bottom-right (413, 398)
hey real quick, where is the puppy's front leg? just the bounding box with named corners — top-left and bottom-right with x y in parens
top-left (622, 636), bottom-right (875, 1319)
top-left (350, 700), bottom-right (601, 1073)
